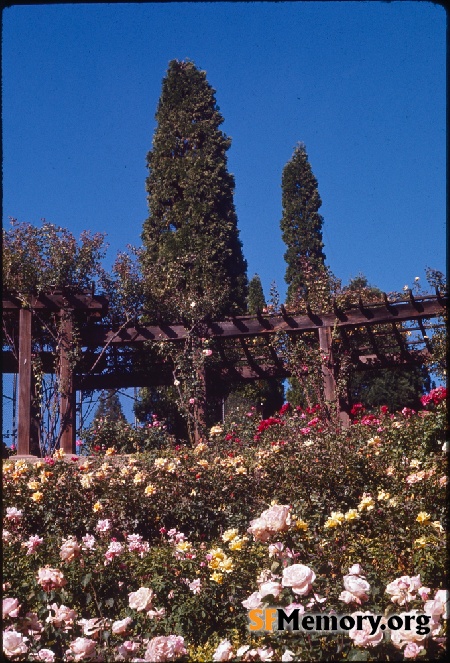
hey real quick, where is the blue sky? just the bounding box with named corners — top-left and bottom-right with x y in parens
top-left (2, 2), bottom-right (446, 430)
top-left (2, 2), bottom-right (446, 299)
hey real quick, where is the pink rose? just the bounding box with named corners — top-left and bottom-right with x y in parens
top-left (60, 537), bottom-right (81, 563)
top-left (424, 589), bottom-right (448, 619)
top-left (35, 649), bottom-right (56, 662)
top-left (144, 634), bottom-right (187, 662)
top-left (37, 567), bottom-right (66, 592)
top-left (348, 611), bottom-right (385, 647)
top-left (242, 591), bottom-right (263, 610)
top-left (390, 611), bottom-right (429, 649)
top-left (343, 574), bottom-right (370, 602)
top-left (128, 587), bottom-right (154, 612)
top-left (112, 616), bottom-right (132, 635)
top-left (282, 564), bottom-right (316, 596)
top-left (248, 505), bottom-right (291, 542)
top-left (3, 597), bottom-right (20, 619)
top-left (403, 642), bottom-right (425, 659)
top-left (386, 575), bottom-right (421, 605)
top-left (259, 581), bottom-right (282, 599)
top-left (212, 639), bottom-right (234, 661)
top-left (46, 603), bottom-right (77, 630)
top-left (2, 630), bottom-right (28, 658)
top-left (67, 637), bottom-right (97, 661)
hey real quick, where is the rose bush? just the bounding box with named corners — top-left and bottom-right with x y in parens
top-left (2, 396), bottom-right (447, 660)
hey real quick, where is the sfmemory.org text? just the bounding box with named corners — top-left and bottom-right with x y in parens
top-left (247, 608), bottom-right (432, 635)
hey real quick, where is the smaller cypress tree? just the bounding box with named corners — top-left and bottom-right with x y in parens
top-left (247, 274), bottom-right (266, 314)
top-left (280, 143), bottom-right (326, 307)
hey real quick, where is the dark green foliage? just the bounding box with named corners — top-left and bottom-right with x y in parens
top-left (247, 274), bottom-right (266, 314)
top-left (342, 275), bottom-right (431, 411)
top-left (349, 366), bottom-right (431, 412)
top-left (141, 59), bottom-right (248, 323)
top-left (280, 143), bottom-right (326, 307)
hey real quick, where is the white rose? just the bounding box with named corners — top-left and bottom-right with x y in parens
top-left (128, 587), bottom-right (154, 612)
top-left (282, 564), bottom-right (316, 596)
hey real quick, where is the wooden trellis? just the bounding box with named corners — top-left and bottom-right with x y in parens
top-left (2, 289), bottom-right (446, 458)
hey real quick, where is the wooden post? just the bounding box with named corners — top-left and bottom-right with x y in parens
top-left (59, 312), bottom-right (75, 455)
top-left (318, 326), bottom-right (350, 428)
top-left (17, 308), bottom-right (35, 457)
top-left (193, 366), bottom-right (206, 445)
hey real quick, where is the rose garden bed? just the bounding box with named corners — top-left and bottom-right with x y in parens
top-left (2, 390), bottom-right (448, 661)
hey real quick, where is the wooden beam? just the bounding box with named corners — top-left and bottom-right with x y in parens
top-left (79, 296), bottom-right (446, 347)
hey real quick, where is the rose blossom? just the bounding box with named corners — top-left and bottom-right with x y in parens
top-left (5, 507), bottom-right (23, 522)
top-left (104, 540), bottom-right (124, 563)
top-left (96, 519), bottom-right (111, 533)
top-left (259, 581), bottom-right (283, 599)
top-left (390, 611), bottom-right (429, 649)
top-left (348, 611), bottom-right (385, 647)
top-left (112, 616), bottom-right (132, 635)
top-left (342, 574), bottom-right (370, 603)
top-left (2, 630), bottom-right (28, 658)
top-left (248, 504), bottom-right (291, 542)
top-left (117, 640), bottom-right (141, 659)
top-left (212, 639), bottom-right (234, 661)
top-left (128, 587), bottom-right (154, 612)
top-left (60, 536), bottom-right (81, 562)
top-left (424, 589), bottom-right (448, 619)
top-left (282, 564), bottom-right (316, 595)
top-left (37, 567), bottom-right (66, 591)
top-left (46, 603), bottom-right (77, 630)
top-left (242, 591), bottom-right (263, 610)
top-left (78, 618), bottom-right (107, 638)
top-left (33, 649), bottom-right (56, 662)
top-left (3, 597), bottom-right (21, 619)
top-left (403, 642), bottom-right (425, 659)
top-left (66, 637), bottom-right (97, 661)
top-left (23, 535), bottom-right (44, 555)
top-left (386, 575), bottom-right (421, 605)
top-left (144, 634), bottom-right (187, 662)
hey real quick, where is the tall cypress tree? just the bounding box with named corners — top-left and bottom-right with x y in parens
top-left (141, 59), bottom-right (247, 322)
top-left (280, 143), bottom-right (326, 307)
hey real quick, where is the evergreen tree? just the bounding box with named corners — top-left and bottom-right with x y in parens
top-left (93, 390), bottom-right (126, 423)
top-left (247, 274), bottom-right (266, 313)
top-left (141, 59), bottom-right (248, 322)
top-left (280, 143), bottom-right (326, 307)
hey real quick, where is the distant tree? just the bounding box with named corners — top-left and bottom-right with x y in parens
top-left (141, 59), bottom-right (248, 323)
top-left (280, 143), bottom-right (326, 308)
top-left (93, 390), bottom-right (126, 423)
top-left (247, 274), bottom-right (266, 313)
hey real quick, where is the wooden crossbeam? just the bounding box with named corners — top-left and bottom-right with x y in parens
top-left (78, 296), bottom-right (446, 347)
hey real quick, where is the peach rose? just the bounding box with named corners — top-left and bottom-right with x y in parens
top-left (37, 567), bottom-right (66, 592)
top-left (248, 505), bottom-right (291, 542)
top-left (67, 637), bottom-right (96, 661)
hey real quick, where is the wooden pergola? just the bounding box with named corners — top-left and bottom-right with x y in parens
top-left (2, 289), bottom-right (446, 458)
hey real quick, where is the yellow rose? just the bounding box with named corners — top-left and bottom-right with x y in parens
top-left (211, 572), bottom-right (223, 584)
top-left (144, 484), bottom-right (156, 496)
top-left (93, 502), bottom-right (103, 512)
top-left (416, 511), bottom-right (431, 525)
top-left (31, 491), bottom-right (44, 502)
